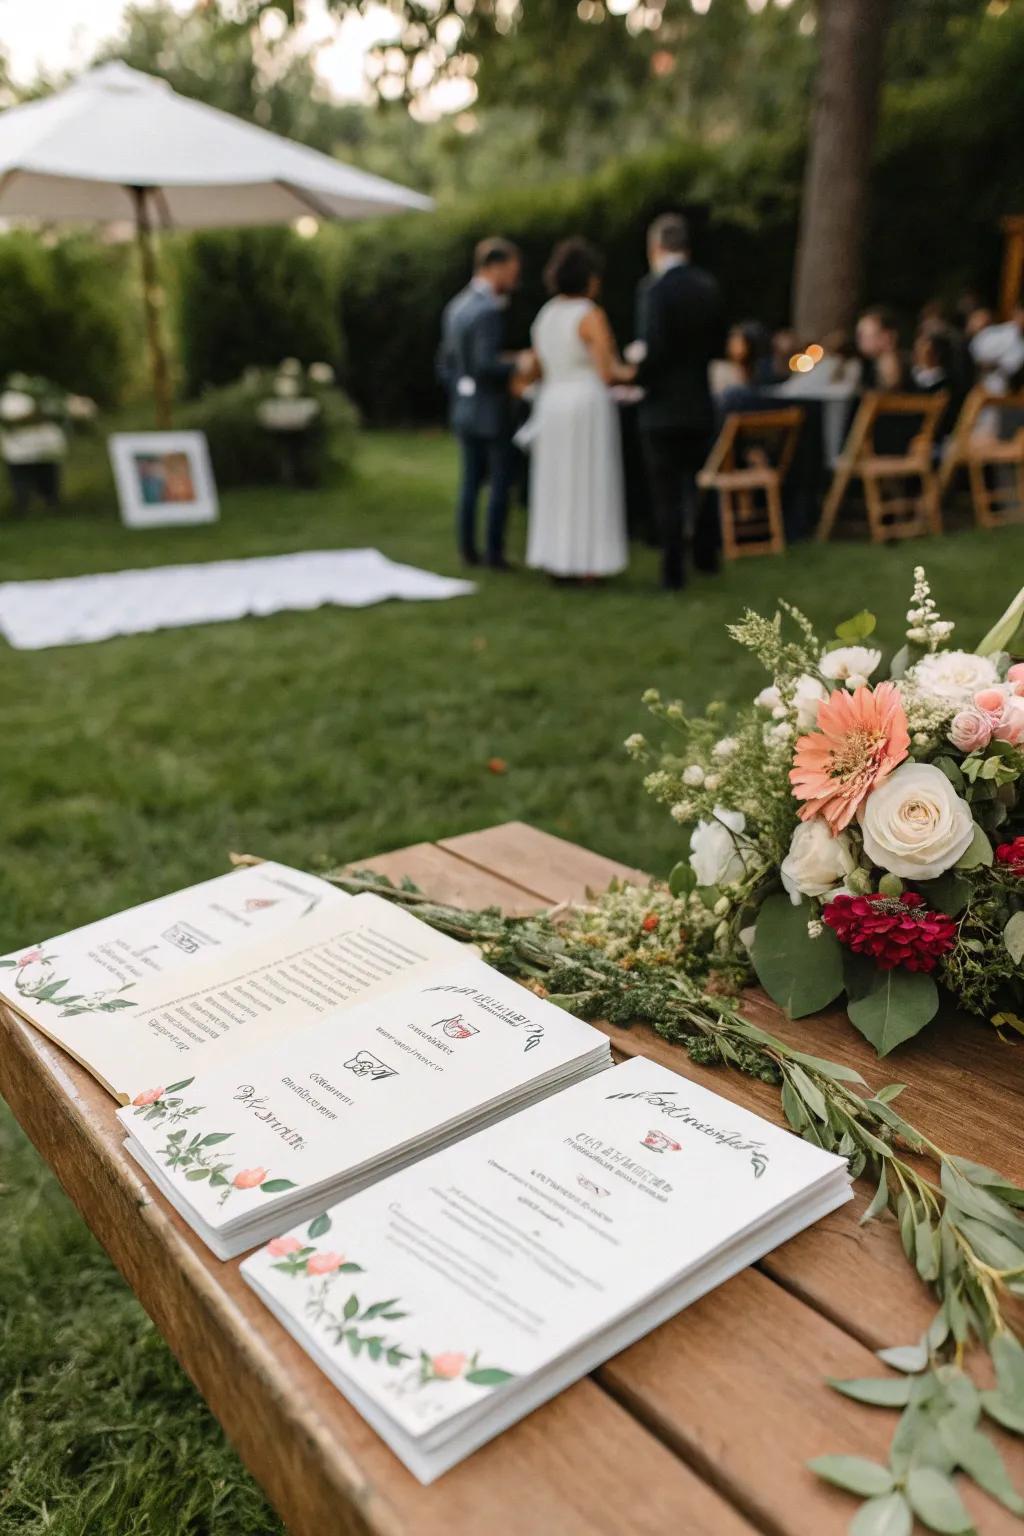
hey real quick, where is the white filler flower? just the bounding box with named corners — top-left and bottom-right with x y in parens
top-left (858, 762), bottom-right (975, 879)
top-left (780, 820), bottom-right (857, 903)
top-left (690, 806), bottom-right (748, 887)
top-left (908, 650), bottom-right (999, 709)
top-left (793, 674), bottom-right (828, 729)
top-left (820, 646), bottom-right (882, 690)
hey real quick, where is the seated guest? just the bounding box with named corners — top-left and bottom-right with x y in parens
top-left (911, 326), bottom-right (965, 440)
top-left (711, 321), bottom-right (772, 411)
top-left (970, 308), bottom-right (1024, 395)
top-left (856, 306), bottom-right (909, 390)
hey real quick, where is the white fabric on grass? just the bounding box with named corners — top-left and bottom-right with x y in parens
top-left (0, 549), bottom-right (475, 651)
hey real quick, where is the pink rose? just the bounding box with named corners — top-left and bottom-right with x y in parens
top-left (431, 1351), bottom-right (467, 1380)
top-left (233, 1166), bottom-right (267, 1189)
top-left (974, 687), bottom-right (1006, 716)
top-left (949, 705), bottom-right (994, 753)
top-left (1007, 663), bottom-right (1024, 684)
top-left (306, 1251), bottom-right (344, 1276)
top-left (132, 1086), bottom-right (164, 1107)
top-left (18, 949), bottom-right (43, 967)
top-left (266, 1235), bottom-right (302, 1257)
top-left (995, 695), bottom-right (1024, 746)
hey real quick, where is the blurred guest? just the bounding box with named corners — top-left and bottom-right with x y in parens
top-left (711, 321), bottom-right (772, 410)
top-left (627, 213), bottom-right (724, 590)
top-left (970, 308), bottom-right (1024, 395)
top-left (911, 326), bottom-right (964, 438)
top-left (522, 238), bottom-right (631, 582)
top-left (856, 306), bottom-right (909, 390)
top-left (767, 327), bottom-right (799, 385)
top-left (437, 236), bottom-right (525, 570)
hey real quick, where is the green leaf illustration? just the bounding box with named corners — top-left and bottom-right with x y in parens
top-left (464, 1367), bottom-right (515, 1387)
top-left (260, 1178), bottom-right (297, 1193)
top-left (343, 1294), bottom-right (359, 1320)
top-left (185, 1168), bottom-right (210, 1181)
top-left (163, 1078), bottom-right (195, 1094)
top-left (307, 1212), bottom-right (331, 1240)
top-left (200, 1132), bottom-right (232, 1147)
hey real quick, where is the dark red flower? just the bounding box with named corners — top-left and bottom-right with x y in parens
top-left (642, 914), bottom-right (660, 932)
top-left (996, 836), bottom-right (1024, 875)
top-left (822, 891), bottom-right (957, 974)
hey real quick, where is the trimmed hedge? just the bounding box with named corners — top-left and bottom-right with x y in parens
top-left (0, 234), bottom-right (131, 405)
top-left (178, 228), bottom-right (342, 397)
top-left (179, 378), bottom-right (359, 490)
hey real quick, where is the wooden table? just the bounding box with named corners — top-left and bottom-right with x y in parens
top-left (2, 822), bottom-right (1023, 1536)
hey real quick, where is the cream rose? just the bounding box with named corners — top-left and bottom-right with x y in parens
top-left (858, 762), bottom-right (975, 879)
top-left (820, 646), bottom-right (882, 691)
top-left (908, 650), bottom-right (999, 709)
top-left (690, 806), bottom-right (748, 887)
top-left (780, 819), bottom-right (857, 904)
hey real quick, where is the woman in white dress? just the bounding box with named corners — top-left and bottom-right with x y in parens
top-left (524, 240), bottom-right (633, 580)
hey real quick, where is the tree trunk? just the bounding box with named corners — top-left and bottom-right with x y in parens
top-left (792, 0), bottom-right (892, 341)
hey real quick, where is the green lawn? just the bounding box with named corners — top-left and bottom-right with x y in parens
top-left (2, 429), bottom-right (1022, 1533)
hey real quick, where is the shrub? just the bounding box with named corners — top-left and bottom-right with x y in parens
top-left (177, 229), bottom-right (342, 396)
top-left (0, 234), bottom-right (131, 405)
top-left (179, 372), bottom-right (359, 490)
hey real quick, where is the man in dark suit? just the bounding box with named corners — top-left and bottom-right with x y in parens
top-left (437, 237), bottom-right (522, 569)
top-left (629, 214), bottom-right (724, 590)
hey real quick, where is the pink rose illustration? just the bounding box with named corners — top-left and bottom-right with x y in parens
top-left (306, 1251), bottom-right (345, 1276)
top-left (132, 1086), bottom-right (164, 1107)
top-left (233, 1166), bottom-right (267, 1189)
top-left (266, 1235), bottom-right (302, 1257)
top-left (949, 705), bottom-right (993, 754)
top-left (431, 1352), bottom-right (467, 1380)
top-left (642, 1129), bottom-right (681, 1153)
top-left (18, 949), bottom-right (43, 967)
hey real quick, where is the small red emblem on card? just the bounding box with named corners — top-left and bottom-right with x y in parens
top-left (642, 1129), bottom-right (681, 1154)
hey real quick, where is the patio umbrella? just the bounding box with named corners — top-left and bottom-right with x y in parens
top-left (0, 62), bottom-right (433, 425)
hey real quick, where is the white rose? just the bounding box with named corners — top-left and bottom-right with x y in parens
top-left (308, 361), bottom-right (335, 385)
top-left (690, 806), bottom-right (748, 887)
top-left (908, 650), bottom-right (999, 709)
top-left (858, 762), bottom-right (975, 879)
top-left (780, 819), bottom-right (856, 904)
top-left (755, 684), bottom-right (781, 711)
top-left (820, 646), bottom-right (882, 691)
top-left (793, 673), bottom-right (828, 730)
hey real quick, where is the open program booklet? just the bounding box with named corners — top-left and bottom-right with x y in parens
top-left (1, 861), bottom-right (596, 1111)
top-left (241, 1054), bottom-right (852, 1482)
top-left (117, 954), bottom-right (611, 1258)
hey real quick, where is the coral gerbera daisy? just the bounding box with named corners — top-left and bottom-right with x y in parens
top-left (790, 682), bottom-right (910, 834)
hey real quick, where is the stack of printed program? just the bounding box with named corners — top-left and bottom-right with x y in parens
top-left (241, 1055), bottom-right (852, 1483)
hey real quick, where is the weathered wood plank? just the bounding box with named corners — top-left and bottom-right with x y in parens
top-left (438, 822), bottom-right (648, 903)
top-left (344, 841), bottom-right (544, 916)
top-left (0, 1001), bottom-right (758, 1536)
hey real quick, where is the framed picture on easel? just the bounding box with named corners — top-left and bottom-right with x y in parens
top-left (109, 431), bottom-right (218, 529)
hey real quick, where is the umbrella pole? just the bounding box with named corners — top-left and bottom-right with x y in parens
top-left (131, 186), bottom-right (173, 429)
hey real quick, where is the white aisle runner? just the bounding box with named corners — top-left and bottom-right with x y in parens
top-left (0, 549), bottom-right (476, 650)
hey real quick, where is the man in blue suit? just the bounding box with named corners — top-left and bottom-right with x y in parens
top-left (438, 238), bottom-right (522, 569)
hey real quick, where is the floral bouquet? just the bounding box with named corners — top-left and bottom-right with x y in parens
top-left (250, 358), bottom-right (336, 433)
top-left (628, 570), bottom-right (1024, 1055)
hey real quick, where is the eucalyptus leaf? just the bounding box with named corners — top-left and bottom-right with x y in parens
top-left (932, 757), bottom-right (966, 794)
top-left (991, 1333), bottom-right (1024, 1412)
top-left (874, 1083), bottom-right (907, 1103)
top-left (905, 1467), bottom-right (973, 1533)
top-left (829, 1375), bottom-right (914, 1407)
top-left (981, 1390), bottom-right (1024, 1434)
top-left (889, 643), bottom-right (912, 680)
top-left (787, 1063), bottom-right (829, 1123)
top-left (923, 872), bottom-right (971, 917)
top-left (668, 861), bottom-right (695, 897)
top-left (877, 1342), bottom-right (929, 1374)
top-left (954, 823), bottom-right (993, 871)
top-left (849, 1491), bottom-right (912, 1536)
top-left (944, 1425), bottom-right (1024, 1515)
top-left (1004, 912), bottom-right (1024, 967)
top-left (846, 966), bottom-right (940, 1056)
top-left (836, 609), bottom-right (877, 642)
top-left (752, 894), bottom-right (844, 1018)
top-left (953, 1214), bottom-right (1024, 1272)
top-left (861, 1163), bottom-right (891, 1226)
top-left (808, 1455), bottom-right (894, 1497)
top-left (915, 1218), bottom-right (940, 1283)
top-left (781, 1079), bottom-right (808, 1132)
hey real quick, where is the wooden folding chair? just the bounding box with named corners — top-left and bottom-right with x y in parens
top-left (697, 408), bottom-right (803, 560)
top-left (939, 386), bottom-right (1024, 528)
top-left (816, 391), bottom-right (948, 542)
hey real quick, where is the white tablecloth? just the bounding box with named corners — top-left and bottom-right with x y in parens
top-left (0, 548), bottom-right (476, 651)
